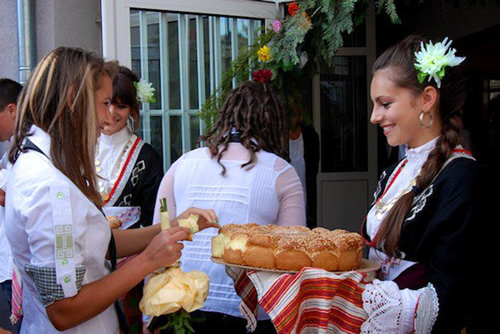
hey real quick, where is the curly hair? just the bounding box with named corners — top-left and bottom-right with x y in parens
top-left (200, 81), bottom-right (289, 175)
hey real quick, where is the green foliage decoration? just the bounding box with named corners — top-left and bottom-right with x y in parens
top-left (199, 0), bottom-right (400, 132)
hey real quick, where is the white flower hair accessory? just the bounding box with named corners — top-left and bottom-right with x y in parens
top-left (134, 79), bottom-right (156, 103)
top-left (414, 37), bottom-right (465, 88)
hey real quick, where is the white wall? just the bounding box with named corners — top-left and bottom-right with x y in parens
top-left (37, 0), bottom-right (102, 59)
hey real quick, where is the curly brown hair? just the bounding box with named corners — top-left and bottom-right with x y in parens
top-left (200, 81), bottom-right (289, 175)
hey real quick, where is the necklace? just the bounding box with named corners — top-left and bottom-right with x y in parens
top-left (96, 136), bottom-right (134, 202)
top-left (373, 159), bottom-right (418, 220)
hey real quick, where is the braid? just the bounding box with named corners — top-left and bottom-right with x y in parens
top-left (376, 113), bottom-right (464, 255)
top-left (373, 34), bottom-right (467, 256)
top-left (200, 81), bottom-right (288, 176)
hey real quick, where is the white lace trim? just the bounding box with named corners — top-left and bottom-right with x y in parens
top-left (361, 279), bottom-right (403, 333)
top-left (361, 280), bottom-right (440, 334)
top-left (414, 284), bottom-right (439, 334)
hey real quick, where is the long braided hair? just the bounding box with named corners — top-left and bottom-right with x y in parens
top-left (200, 81), bottom-right (289, 175)
top-left (373, 35), bottom-right (468, 256)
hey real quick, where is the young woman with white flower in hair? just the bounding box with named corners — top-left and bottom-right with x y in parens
top-left (359, 35), bottom-right (492, 333)
top-left (95, 63), bottom-right (166, 329)
top-left (97, 63), bottom-right (163, 230)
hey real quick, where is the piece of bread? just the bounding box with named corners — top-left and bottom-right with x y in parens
top-left (178, 214), bottom-right (199, 241)
top-left (211, 223), bottom-right (364, 272)
top-left (107, 216), bottom-right (122, 229)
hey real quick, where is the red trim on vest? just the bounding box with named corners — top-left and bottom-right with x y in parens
top-left (362, 147), bottom-right (473, 246)
top-left (103, 136), bottom-right (141, 205)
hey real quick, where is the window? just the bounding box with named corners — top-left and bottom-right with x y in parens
top-left (130, 9), bottom-right (262, 170)
top-left (319, 56), bottom-right (368, 172)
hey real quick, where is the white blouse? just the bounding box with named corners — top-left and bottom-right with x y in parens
top-left (367, 137), bottom-right (439, 281)
top-left (153, 144), bottom-right (305, 318)
top-left (5, 125), bottom-right (119, 333)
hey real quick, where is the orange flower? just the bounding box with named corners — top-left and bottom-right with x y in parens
top-left (288, 2), bottom-right (299, 16)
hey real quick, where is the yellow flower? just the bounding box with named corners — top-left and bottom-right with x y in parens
top-left (257, 45), bottom-right (272, 62)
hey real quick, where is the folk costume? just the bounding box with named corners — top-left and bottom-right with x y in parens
top-left (96, 127), bottom-right (163, 229)
top-left (362, 138), bottom-right (489, 332)
top-left (96, 126), bottom-right (163, 331)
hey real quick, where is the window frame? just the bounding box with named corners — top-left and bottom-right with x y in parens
top-left (101, 0), bottom-right (276, 170)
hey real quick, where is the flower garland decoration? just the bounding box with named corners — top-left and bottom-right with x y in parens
top-left (199, 0), bottom-right (402, 131)
top-left (414, 37), bottom-right (465, 88)
top-left (135, 79), bottom-right (157, 103)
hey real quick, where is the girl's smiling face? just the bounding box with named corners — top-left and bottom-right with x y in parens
top-left (100, 100), bottom-right (131, 136)
top-left (370, 67), bottom-right (437, 149)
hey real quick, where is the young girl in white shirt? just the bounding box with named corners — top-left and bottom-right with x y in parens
top-left (4, 47), bottom-right (218, 333)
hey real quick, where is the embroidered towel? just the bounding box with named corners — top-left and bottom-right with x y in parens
top-left (227, 266), bottom-right (369, 334)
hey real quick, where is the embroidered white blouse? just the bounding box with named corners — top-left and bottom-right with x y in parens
top-left (366, 137), bottom-right (439, 281)
top-left (96, 127), bottom-right (141, 228)
top-left (5, 125), bottom-right (119, 333)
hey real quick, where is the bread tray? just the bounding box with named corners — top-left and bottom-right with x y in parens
top-left (211, 257), bottom-right (380, 275)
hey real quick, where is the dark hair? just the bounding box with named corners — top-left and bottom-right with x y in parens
top-left (373, 35), bottom-right (468, 256)
top-left (108, 63), bottom-right (140, 130)
top-left (0, 78), bottom-right (23, 110)
top-left (200, 80), bottom-right (289, 175)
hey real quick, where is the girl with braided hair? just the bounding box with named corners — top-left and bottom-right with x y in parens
top-left (360, 35), bottom-right (492, 333)
top-left (152, 80), bottom-right (305, 333)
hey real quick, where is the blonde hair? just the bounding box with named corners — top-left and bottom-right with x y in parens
top-left (10, 47), bottom-right (109, 207)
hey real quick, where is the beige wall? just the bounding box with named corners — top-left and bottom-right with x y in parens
top-left (0, 1), bottom-right (20, 81)
top-left (0, 0), bottom-right (102, 83)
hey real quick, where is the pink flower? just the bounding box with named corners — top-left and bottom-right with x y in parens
top-left (272, 20), bottom-right (282, 32)
top-left (252, 69), bottom-right (272, 84)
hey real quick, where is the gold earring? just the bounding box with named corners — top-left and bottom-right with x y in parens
top-left (419, 111), bottom-right (433, 128)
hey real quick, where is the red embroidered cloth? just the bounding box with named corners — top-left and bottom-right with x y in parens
top-left (226, 266), bottom-right (370, 334)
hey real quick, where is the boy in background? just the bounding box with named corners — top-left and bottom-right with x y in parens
top-left (0, 78), bottom-right (22, 334)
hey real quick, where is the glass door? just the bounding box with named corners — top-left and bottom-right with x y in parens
top-left (313, 4), bottom-right (378, 232)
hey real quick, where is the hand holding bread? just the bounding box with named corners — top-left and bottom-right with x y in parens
top-left (144, 226), bottom-right (190, 270)
top-left (171, 207), bottom-right (219, 238)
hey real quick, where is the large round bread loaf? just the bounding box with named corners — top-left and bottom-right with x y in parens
top-left (211, 223), bottom-right (365, 271)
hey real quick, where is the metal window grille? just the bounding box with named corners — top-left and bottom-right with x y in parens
top-left (130, 9), bottom-right (262, 170)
